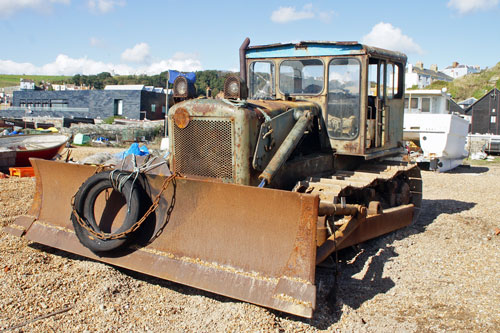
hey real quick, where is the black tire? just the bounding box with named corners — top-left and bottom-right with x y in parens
top-left (71, 171), bottom-right (141, 253)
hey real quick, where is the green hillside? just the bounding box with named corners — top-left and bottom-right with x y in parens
top-left (0, 71), bottom-right (233, 97)
top-left (422, 62), bottom-right (500, 101)
top-left (0, 74), bottom-right (71, 88)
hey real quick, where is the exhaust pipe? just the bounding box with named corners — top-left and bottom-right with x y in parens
top-left (239, 37), bottom-right (250, 82)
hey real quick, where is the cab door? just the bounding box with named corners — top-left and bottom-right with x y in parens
top-left (367, 58), bottom-right (386, 149)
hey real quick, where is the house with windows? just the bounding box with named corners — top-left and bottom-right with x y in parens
top-left (6, 85), bottom-right (166, 122)
top-left (441, 62), bottom-right (481, 79)
top-left (20, 79), bottom-right (35, 90)
top-left (465, 88), bottom-right (500, 135)
top-left (405, 62), bottom-right (453, 89)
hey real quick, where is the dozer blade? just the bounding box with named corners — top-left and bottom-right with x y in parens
top-left (5, 159), bottom-right (319, 318)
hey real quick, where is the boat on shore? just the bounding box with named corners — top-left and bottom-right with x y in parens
top-left (0, 134), bottom-right (69, 169)
top-left (403, 89), bottom-right (469, 172)
top-left (404, 113), bottom-right (469, 172)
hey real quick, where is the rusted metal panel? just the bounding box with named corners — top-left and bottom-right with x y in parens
top-left (315, 204), bottom-right (413, 263)
top-left (10, 159), bottom-right (319, 318)
top-left (252, 109), bottom-right (296, 171)
top-left (3, 215), bottom-right (35, 237)
top-left (337, 204), bottom-right (414, 250)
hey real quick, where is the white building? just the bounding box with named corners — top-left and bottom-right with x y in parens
top-left (405, 62), bottom-right (453, 89)
top-left (20, 79), bottom-right (35, 90)
top-left (440, 62), bottom-right (481, 79)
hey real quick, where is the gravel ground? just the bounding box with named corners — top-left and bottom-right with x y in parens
top-left (0, 148), bottom-right (499, 332)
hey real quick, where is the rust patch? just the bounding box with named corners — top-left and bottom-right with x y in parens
top-left (173, 107), bottom-right (190, 129)
top-left (342, 142), bottom-right (359, 153)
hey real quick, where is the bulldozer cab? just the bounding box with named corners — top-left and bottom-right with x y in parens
top-left (245, 41), bottom-right (407, 159)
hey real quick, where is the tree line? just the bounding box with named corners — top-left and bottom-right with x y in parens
top-left (55, 70), bottom-right (237, 96)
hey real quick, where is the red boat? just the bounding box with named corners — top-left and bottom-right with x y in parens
top-left (0, 134), bottom-right (69, 169)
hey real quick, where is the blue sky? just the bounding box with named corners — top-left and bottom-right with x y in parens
top-left (0, 0), bottom-right (499, 75)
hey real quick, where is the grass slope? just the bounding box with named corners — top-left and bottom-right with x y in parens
top-left (0, 74), bottom-right (71, 88)
top-left (421, 62), bottom-right (500, 101)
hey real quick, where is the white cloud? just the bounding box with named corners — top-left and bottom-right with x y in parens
top-left (121, 42), bottom-right (151, 63)
top-left (318, 10), bottom-right (335, 23)
top-left (361, 22), bottom-right (423, 55)
top-left (89, 37), bottom-right (105, 47)
top-left (0, 0), bottom-right (70, 18)
top-left (271, 3), bottom-right (315, 23)
top-left (87, 0), bottom-right (125, 14)
top-left (447, 0), bottom-right (498, 14)
top-left (0, 53), bottom-right (202, 76)
top-left (145, 52), bottom-right (202, 75)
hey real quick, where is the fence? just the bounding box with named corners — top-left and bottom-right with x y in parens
top-left (2, 107), bottom-right (89, 113)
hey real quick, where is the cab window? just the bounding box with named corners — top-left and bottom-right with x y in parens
top-left (327, 58), bottom-right (361, 139)
top-left (279, 59), bottom-right (323, 95)
top-left (249, 61), bottom-right (275, 99)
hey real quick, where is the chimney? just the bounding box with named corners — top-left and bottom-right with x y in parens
top-left (452, 61), bottom-right (459, 68)
top-left (430, 64), bottom-right (438, 72)
top-left (416, 61), bottom-right (424, 70)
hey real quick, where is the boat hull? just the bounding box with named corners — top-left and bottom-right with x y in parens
top-left (403, 114), bottom-right (469, 172)
top-left (0, 134), bottom-right (69, 169)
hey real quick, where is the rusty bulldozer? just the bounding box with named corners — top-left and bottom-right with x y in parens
top-left (5, 38), bottom-right (422, 318)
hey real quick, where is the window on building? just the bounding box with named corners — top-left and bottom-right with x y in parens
top-left (162, 106), bottom-right (166, 114)
top-left (114, 99), bottom-right (123, 116)
top-left (411, 98), bottom-right (418, 109)
top-left (422, 98), bottom-right (430, 112)
top-left (51, 99), bottom-right (68, 108)
top-left (151, 104), bottom-right (156, 113)
top-left (404, 98), bottom-right (409, 109)
top-left (491, 116), bottom-right (497, 123)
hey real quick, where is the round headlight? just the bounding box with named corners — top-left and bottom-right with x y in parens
top-left (177, 80), bottom-right (187, 95)
top-left (173, 76), bottom-right (189, 97)
top-left (228, 81), bottom-right (240, 95)
top-left (223, 74), bottom-right (247, 100)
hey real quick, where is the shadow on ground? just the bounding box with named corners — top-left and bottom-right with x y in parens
top-left (26, 198), bottom-right (476, 330)
top-left (306, 198), bottom-right (476, 329)
top-left (446, 165), bottom-right (489, 174)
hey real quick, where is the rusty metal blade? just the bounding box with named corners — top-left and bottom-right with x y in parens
top-left (6, 159), bottom-right (319, 318)
top-left (323, 204), bottom-right (414, 256)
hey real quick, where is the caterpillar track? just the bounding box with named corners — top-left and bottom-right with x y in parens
top-left (294, 162), bottom-right (422, 262)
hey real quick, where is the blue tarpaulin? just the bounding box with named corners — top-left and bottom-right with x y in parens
top-left (168, 70), bottom-right (196, 84)
top-left (116, 143), bottom-right (150, 159)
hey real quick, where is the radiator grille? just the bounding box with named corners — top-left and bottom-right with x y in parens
top-left (173, 119), bottom-right (234, 179)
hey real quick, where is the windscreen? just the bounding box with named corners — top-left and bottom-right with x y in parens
top-left (279, 59), bottom-right (324, 95)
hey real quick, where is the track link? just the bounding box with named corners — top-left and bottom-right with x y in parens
top-left (293, 161), bottom-right (422, 223)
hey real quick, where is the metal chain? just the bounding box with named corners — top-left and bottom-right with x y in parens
top-left (72, 171), bottom-right (179, 241)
